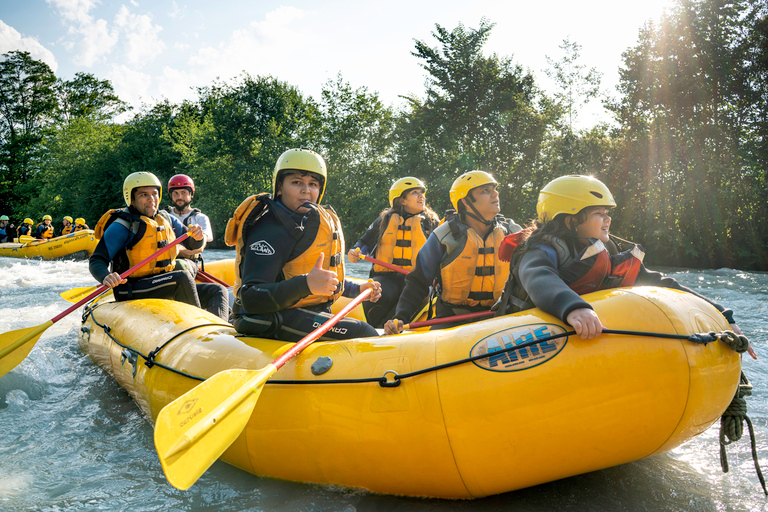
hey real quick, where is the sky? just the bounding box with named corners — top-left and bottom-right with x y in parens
top-left (0, 0), bottom-right (674, 127)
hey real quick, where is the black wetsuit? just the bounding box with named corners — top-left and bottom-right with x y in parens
top-left (231, 199), bottom-right (377, 341)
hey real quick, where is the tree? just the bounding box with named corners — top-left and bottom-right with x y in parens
top-left (396, 19), bottom-right (552, 220)
top-left (57, 72), bottom-right (129, 122)
top-left (545, 37), bottom-right (602, 133)
top-left (0, 51), bottom-right (57, 215)
top-left (318, 75), bottom-right (396, 240)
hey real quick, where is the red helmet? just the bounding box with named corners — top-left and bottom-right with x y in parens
top-left (168, 174), bottom-right (195, 194)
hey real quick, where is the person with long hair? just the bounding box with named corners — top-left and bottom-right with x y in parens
top-left (384, 171), bottom-right (522, 335)
top-left (347, 177), bottom-right (439, 327)
top-left (496, 174), bottom-right (744, 341)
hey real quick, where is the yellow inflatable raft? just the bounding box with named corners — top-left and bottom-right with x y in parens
top-left (0, 230), bottom-right (97, 260)
top-left (78, 284), bottom-right (741, 499)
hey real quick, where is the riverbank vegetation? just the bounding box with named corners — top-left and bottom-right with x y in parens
top-left (1, 0), bottom-right (766, 269)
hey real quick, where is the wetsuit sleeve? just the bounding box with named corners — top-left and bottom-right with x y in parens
top-left (635, 265), bottom-right (735, 323)
top-left (88, 222), bottom-right (133, 284)
top-left (393, 233), bottom-right (444, 323)
top-left (170, 215), bottom-right (204, 250)
top-left (517, 247), bottom-right (593, 323)
top-left (351, 216), bottom-right (384, 255)
top-left (237, 215), bottom-right (311, 314)
top-left (342, 279), bottom-right (361, 298)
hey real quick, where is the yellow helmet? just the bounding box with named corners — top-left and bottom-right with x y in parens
top-left (24, 218), bottom-right (33, 225)
top-left (63, 216), bottom-right (73, 223)
top-left (75, 218), bottom-right (86, 226)
top-left (123, 172), bottom-right (162, 206)
top-left (42, 214), bottom-right (52, 221)
top-left (449, 171), bottom-right (498, 211)
top-left (389, 177), bottom-right (426, 207)
top-left (272, 148), bottom-right (328, 203)
top-left (537, 175), bottom-right (616, 223)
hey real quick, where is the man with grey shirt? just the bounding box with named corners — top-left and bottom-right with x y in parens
top-left (166, 174), bottom-right (213, 264)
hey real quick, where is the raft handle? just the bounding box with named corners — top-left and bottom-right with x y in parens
top-left (379, 370), bottom-right (401, 388)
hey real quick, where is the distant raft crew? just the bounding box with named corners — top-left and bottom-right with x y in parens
top-left (384, 171), bottom-right (522, 334)
top-left (228, 148), bottom-right (381, 342)
top-left (89, 171), bottom-right (228, 320)
top-left (36, 215), bottom-right (54, 239)
top-left (73, 218), bottom-right (89, 231)
top-left (0, 215), bottom-right (12, 243)
top-left (17, 218), bottom-right (33, 238)
top-left (61, 216), bottom-right (74, 235)
top-left (348, 177), bottom-right (439, 327)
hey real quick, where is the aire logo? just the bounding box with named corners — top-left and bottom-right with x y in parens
top-left (250, 240), bottom-right (275, 255)
top-left (470, 323), bottom-right (568, 372)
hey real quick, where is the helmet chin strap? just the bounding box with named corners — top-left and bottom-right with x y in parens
top-left (463, 197), bottom-right (493, 226)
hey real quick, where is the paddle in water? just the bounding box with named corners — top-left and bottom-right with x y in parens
top-left (154, 287), bottom-right (373, 490)
top-left (0, 233), bottom-right (190, 379)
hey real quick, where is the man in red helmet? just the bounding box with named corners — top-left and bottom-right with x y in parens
top-left (166, 174), bottom-right (213, 264)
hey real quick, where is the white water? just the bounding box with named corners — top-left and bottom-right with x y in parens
top-left (0, 251), bottom-right (766, 511)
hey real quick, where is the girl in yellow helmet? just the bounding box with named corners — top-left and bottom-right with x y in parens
top-left (497, 175), bottom-right (744, 342)
top-left (227, 148), bottom-right (382, 342)
top-left (347, 177), bottom-right (440, 327)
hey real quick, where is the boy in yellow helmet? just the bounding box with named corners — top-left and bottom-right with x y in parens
top-left (227, 148), bottom-right (381, 341)
top-left (16, 218), bottom-right (33, 238)
top-left (90, 172), bottom-right (228, 320)
top-left (61, 216), bottom-right (74, 235)
top-left (384, 171), bottom-right (521, 334)
top-left (73, 218), bottom-right (90, 231)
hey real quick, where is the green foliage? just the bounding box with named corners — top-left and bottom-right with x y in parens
top-left (0, 51), bottom-right (58, 215)
top-left (57, 72), bottom-right (130, 122)
top-left (317, 75), bottom-right (396, 242)
top-left (396, 19), bottom-right (551, 222)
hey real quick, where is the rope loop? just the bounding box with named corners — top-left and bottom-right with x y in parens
top-left (718, 330), bottom-right (751, 353)
top-left (719, 372), bottom-right (767, 495)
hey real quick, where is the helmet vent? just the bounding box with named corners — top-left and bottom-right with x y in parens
top-left (590, 191), bottom-right (603, 199)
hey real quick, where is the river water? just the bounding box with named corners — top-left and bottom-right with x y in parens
top-left (0, 249), bottom-right (766, 511)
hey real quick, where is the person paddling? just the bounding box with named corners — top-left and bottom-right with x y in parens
top-left (384, 171), bottom-right (522, 335)
top-left (227, 148), bottom-right (381, 341)
top-left (16, 218), bottom-right (33, 239)
top-left (89, 172), bottom-right (229, 320)
top-left (347, 177), bottom-right (439, 327)
top-left (496, 175), bottom-right (745, 340)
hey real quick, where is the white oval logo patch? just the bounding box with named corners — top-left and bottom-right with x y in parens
top-left (470, 323), bottom-right (568, 372)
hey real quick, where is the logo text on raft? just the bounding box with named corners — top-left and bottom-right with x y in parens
top-left (470, 323), bottom-right (568, 372)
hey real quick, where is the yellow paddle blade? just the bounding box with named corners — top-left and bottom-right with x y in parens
top-left (59, 285), bottom-right (98, 303)
top-left (0, 321), bottom-right (53, 378)
top-left (154, 366), bottom-right (276, 490)
top-left (18, 235), bottom-right (35, 243)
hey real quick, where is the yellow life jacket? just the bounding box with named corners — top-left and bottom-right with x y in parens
top-left (226, 194), bottom-right (346, 309)
top-left (73, 224), bottom-right (88, 232)
top-left (61, 225), bottom-right (73, 235)
top-left (435, 215), bottom-right (509, 308)
top-left (94, 208), bottom-right (177, 278)
top-left (374, 213), bottom-right (428, 273)
top-left (37, 223), bottom-right (54, 239)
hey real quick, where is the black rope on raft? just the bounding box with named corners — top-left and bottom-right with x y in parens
top-left (719, 371), bottom-right (767, 496)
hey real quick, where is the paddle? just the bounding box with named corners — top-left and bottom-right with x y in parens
top-left (398, 310), bottom-right (495, 330)
top-left (354, 248), bottom-right (409, 275)
top-left (197, 269), bottom-right (231, 288)
top-left (60, 263), bottom-right (232, 304)
top-left (154, 287), bottom-right (373, 491)
top-left (0, 233), bottom-right (189, 379)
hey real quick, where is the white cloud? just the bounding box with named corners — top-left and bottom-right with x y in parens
top-left (187, 7), bottom-right (326, 89)
top-left (108, 64), bottom-right (152, 106)
top-left (46, 0), bottom-right (118, 66)
top-left (0, 20), bottom-right (58, 72)
top-left (168, 1), bottom-right (183, 20)
top-left (114, 6), bottom-right (166, 67)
